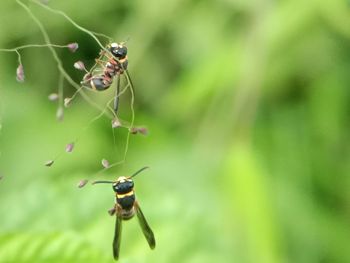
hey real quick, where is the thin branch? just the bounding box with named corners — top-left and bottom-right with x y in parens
top-left (31, 0), bottom-right (111, 50)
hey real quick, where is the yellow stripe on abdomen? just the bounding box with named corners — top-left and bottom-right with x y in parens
top-left (116, 191), bottom-right (134, 199)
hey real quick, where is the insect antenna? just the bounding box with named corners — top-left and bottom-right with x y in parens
top-left (120, 36), bottom-right (131, 46)
top-left (129, 166), bottom-right (149, 178)
top-left (92, 180), bottom-right (115, 185)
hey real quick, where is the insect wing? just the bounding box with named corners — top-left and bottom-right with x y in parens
top-left (135, 201), bottom-right (156, 249)
top-left (113, 213), bottom-right (123, 260)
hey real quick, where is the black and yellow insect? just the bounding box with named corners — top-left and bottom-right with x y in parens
top-left (93, 167), bottom-right (155, 260)
top-left (81, 42), bottom-right (132, 113)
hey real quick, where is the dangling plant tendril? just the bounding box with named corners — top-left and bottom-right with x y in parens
top-left (30, 0), bottom-right (112, 50)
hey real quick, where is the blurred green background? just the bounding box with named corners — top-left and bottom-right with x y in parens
top-left (0, 0), bottom-right (350, 262)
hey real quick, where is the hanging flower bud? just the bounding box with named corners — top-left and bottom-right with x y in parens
top-left (64, 97), bottom-right (72, 107)
top-left (77, 179), bottom-right (89, 188)
top-left (111, 118), bottom-right (121, 128)
top-left (65, 142), bottom-right (74, 153)
top-left (137, 127), bottom-right (148, 135)
top-left (129, 126), bottom-right (149, 135)
top-left (101, 158), bottom-right (110, 168)
top-left (73, 61), bottom-right (86, 71)
top-left (56, 107), bottom-right (64, 121)
top-left (16, 64), bottom-right (25, 82)
top-left (45, 160), bottom-right (54, 167)
top-left (67, 42), bottom-right (79, 52)
top-left (48, 93), bottom-right (59, 101)
top-left (129, 127), bottom-right (138, 134)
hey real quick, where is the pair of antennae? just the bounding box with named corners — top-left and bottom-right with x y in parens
top-left (92, 166), bottom-right (149, 185)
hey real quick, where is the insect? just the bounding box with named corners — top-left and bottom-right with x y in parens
top-left (92, 167), bottom-right (156, 260)
top-left (81, 42), bottom-right (132, 113)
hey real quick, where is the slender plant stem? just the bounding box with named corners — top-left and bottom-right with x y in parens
top-left (0, 43), bottom-right (71, 52)
top-left (122, 70), bottom-right (136, 162)
top-left (31, 0), bottom-right (111, 50)
top-left (57, 72), bottom-right (64, 113)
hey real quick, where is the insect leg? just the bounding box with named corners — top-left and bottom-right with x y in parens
top-left (108, 207), bottom-right (117, 216)
top-left (114, 74), bottom-right (121, 113)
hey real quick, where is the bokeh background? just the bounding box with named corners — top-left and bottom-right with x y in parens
top-left (0, 0), bottom-right (350, 262)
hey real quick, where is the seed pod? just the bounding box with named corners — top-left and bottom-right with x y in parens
top-left (56, 107), bottom-right (64, 121)
top-left (67, 42), bottom-right (79, 52)
top-left (64, 97), bottom-right (72, 107)
top-left (73, 61), bottom-right (86, 71)
top-left (16, 64), bottom-right (25, 82)
top-left (48, 93), bottom-right (59, 101)
top-left (45, 160), bottom-right (54, 167)
top-left (129, 127), bottom-right (138, 134)
top-left (137, 127), bottom-right (148, 135)
top-left (101, 158), bottom-right (110, 168)
top-left (111, 118), bottom-right (121, 128)
top-left (77, 179), bottom-right (89, 188)
top-left (65, 143), bottom-right (74, 153)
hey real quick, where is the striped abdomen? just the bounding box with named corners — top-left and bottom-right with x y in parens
top-left (116, 191), bottom-right (136, 220)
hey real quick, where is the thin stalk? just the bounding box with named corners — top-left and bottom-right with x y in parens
top-left (0, 43), bottom-right (73, 52)
top-left (31, 0), bottom-right (111, 50)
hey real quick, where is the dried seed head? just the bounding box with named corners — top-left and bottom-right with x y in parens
top-left (101, 158), bottom-right (110, 168)
top-left (16, 64), bottom-right (25, 82)
top-left (67, 42), bottom-right (79, 52)
top-left (111, 118), bottom-right (121, 128)
top-left (48, 93), bottom-right (59, 101)
top-left (56, 107), bottom-right (64, 121)
top-left (45, 160), bottom-right (54, 167)
top-left (137, 127), bottom-right (148, 135)
top-left (129, 126), bottom-right (148, 135)
top-left (64, 97), bottom-right (72, 108)
top-left (77, 179), bottom-right (89, 188)
top-left (65, 142), bottom-right (74, 153)
top-left (73, 61), bottom-right (86, 71)
top-left (129, 127), bottom-right (138, 134)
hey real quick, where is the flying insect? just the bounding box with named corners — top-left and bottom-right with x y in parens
top-left (92, 167), bottom-right (156, 260)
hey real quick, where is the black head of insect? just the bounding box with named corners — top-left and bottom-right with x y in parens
top-left (92, 166), bottom-right (150, 189)
top-left (112, 177), bottom-right (134, 194)
top-left (110, 43), bottom-right (127, 59)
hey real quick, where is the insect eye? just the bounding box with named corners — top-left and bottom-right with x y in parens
top-left (126, 181), bottom-right (134, 189)
top-left (112, 184), bottom-right (119, 192)
top-left (112, 46), bottom-right (127, 58)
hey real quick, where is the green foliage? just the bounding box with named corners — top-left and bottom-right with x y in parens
top-left (1, 0), bottom-right (350, 262)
